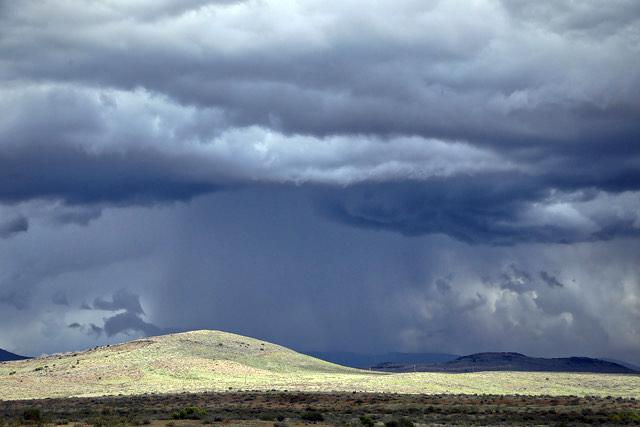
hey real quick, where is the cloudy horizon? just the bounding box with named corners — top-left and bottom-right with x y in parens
top-left (1, 0), bottom-right (639, 365)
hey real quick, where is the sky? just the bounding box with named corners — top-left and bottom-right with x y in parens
top-left (1, 0), bottom-right (640, 366)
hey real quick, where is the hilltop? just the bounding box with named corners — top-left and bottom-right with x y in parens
top-left (369, 352), bottom-right (639, 374)
top-left (1, 330), bottom-right (639, 400)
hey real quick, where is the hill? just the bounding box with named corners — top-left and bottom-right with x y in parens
top-left (0, 330), bottom-right (364, 400)
top-left (602, 358), bottom-right (640, 372)
top-left (0, 348), bottom-right (30, 362)
top-left (1, 331), bottom-right (639, 400)
top-left (369, 352), bottom-right (639, 374)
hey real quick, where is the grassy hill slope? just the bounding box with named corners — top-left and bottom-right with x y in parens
top-left (1, 330), bottom-right (639, 400)
top-left (0, 330), bottom-right (362, 399)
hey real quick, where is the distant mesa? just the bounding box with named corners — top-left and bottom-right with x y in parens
top-left (368, 352), bottom-right (639, 374)
top-left (0, 348), bottom-right (31, 362)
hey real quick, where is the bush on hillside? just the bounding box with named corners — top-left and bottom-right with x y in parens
top-left (22, 409), bottom-right (43, 424)
top-left (385, 418), bottom-right (415, 427)
top-left (170, 407), bottom-right (207, 420)
top-left (300, 411), bottom-right (324, 423)
top-left (360, 416), bottom-right (375, 427)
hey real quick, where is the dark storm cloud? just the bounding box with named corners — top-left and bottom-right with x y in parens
top-left (71, 290), bottom-right (162, 338)
top-left (52, 207), bottom-right (103, 227)
top-left (103, 312), bottom-right (161, 337)
top-left (93, 289), bottom-right (145, 315)
top-left (317, 177), bottom-right (537, 245)
top-left (0, 0), bottom-right (638, 245)
top-left (52, 291), bottom-right (69, 306)
top-left (0, 144), bottom-right (218, 206)
top-left (0, 215), bottom-right (28, 238)
top-left (0, 289), bottom-right (30, 310)
top-left (316, 177), bottom-right (640, 245)
top-left (498, 265), bottom-right (532, 293)
top-left (67, 323), bottom-right (104, 337)
top-left (89, 324), bottom-right (104, 337)
top-left (2, 0), bottom-right (638, 148)
top-left (539, 271), bottom-right (565, 288)
top-left (435, 275), bottom-right (452, 295)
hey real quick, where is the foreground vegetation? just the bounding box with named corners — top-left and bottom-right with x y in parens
top-left (1, 391), bottom-right (639, 426)
top-left (1, 331), bottom-right (639, 400)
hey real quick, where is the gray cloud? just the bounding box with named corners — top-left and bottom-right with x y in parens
top-left (67, 323), bottom-right (104, 337)
top-left (51, 207), bottom-right (103, 227)
top-left (70, 290), bottom-right (162, 339)
top-left (103, 312), bottom-right (161, 338)
top-left (0, 215), bottom-right (28, 239)
top-left (52, 291), bottom-right (69, 306)
top-left (0, 0), bottom-right (638, 244)
top-left (502, 0), bottom-right (640, 37)
top-left (498, 265), bottom-right (533, 293)
top-left (89, 324), bottom-right (104, 337)
top-left (0, 289), bottom-right (30, 310)
top-left (539, 271), bottom-right (565, 288)
top-left (93, 289), bottom-right (145, 315)
top-left (316, 181), bottom-right (640, 245)
top-left (0, 143), bottom-right (219, 206)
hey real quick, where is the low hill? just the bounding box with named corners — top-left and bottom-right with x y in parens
top-left (0, 348), bottom-right (30, 362)
top-left (0, 330), bottom-right (368, 400)
top-left (602, 358), bottom-right (640, 372)
top-left (369, 352), bottom-right (639, 374)
top-left (2, 331), bottom-right (639, 400)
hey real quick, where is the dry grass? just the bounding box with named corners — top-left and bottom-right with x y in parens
top-left (1, 330), bottom-right (639, 400)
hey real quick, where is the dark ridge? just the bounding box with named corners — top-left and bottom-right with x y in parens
top-left (368, 352), bottom-right (639, 374)
top-left (601, 357), bottom-right (640, 372)
top-left (0, 348), bottom-right (31, 361)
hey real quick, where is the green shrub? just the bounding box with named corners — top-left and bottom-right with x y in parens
top-left (360, 416), bottom-right (375, 427)
top-left (23, 409), bottom-right (43, 423)
top-left (170, 407), bottom-right (207, 420)
top-left (609, 410), bottom-right (640, 422)
top-left (301, 411), bottom-right (324, 423)
top-left (385, 419), bottom-right (414, 427)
